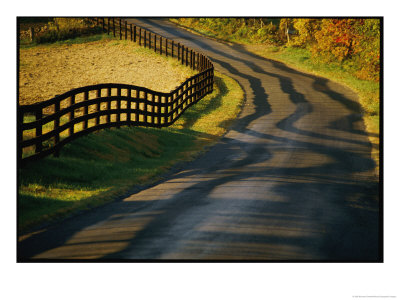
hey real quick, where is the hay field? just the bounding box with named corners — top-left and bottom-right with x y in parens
top-left (19, 38), bottom-right (196, 105)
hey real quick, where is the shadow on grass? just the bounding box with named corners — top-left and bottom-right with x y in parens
top-left (181, 76), bottom-right (226, 129)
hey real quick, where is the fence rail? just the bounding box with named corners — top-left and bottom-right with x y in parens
top-left (18, 18), bottom-right (214, 165)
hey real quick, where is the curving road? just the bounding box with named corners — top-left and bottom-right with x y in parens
top-left (18, 18), bottom-right (380, 261)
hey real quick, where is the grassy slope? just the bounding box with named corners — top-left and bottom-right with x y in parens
top-left (18, 71), bottom-right (244, 232)
top-left (169, 19), bottom-right (380, 176)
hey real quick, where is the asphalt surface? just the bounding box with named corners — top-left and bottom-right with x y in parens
top-left (18, 18), bottom-right (381, 261)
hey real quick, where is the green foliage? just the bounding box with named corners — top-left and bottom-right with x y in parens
top-left (172, 18), bottom-right (280, 45)
top-left (290, 19), bottom-right (321, 47)
top-left (33, 18), bottom-right (103, 44)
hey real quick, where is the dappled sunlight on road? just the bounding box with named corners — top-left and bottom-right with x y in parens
top-left (33, 211), bottom-right (163, 259)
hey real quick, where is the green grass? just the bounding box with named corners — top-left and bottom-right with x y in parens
top-left (18, 71), bottom-right (244, 232)
top-left (20, 33), bottom-right (114, 49)
top-left (169, 18), bottom-right (280, 45)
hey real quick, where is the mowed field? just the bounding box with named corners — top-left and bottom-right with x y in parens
top-left (19, 37), bottom-right (196, 105)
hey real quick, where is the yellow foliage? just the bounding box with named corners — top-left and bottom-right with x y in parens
top-left (290, 19), bottom-right (320, 47)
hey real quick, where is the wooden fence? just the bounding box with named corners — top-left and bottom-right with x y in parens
top-left (18, 18), bottom-right (214, 165)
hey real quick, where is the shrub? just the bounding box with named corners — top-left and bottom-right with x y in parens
top-left (310, 18), bottom-right (380, 81)
top-left (278, 18), bottom-right (381, 82)
top-left (291, 19), bottom-right (321, 47)
top-left (256, 22), bottom-right (278, 43)
top-left (34, 18), bottom-right (102, 44)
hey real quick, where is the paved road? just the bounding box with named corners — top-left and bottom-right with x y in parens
top-left (18, 18), bottom-right (380, 261)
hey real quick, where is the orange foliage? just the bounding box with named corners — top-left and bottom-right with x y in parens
top-left (312, 19), bottom-right (360, 62)
top-left (282, 18), bottom-right (380, 82)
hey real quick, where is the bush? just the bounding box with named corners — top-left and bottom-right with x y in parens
top-left (291, 19), bottom-right (321, 47)
top-left (34, 18), bottom-right (102, 44)
top-left (310, 19), bottom-right (380, 81)
top-left (256, 23), bottom-right (278, 43)
top-left (276, 18), bottom-right (380, 82)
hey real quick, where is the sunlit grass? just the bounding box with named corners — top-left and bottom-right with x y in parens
top-left (18, 71), bottom-right (244, 231)
top-left (20, 33), bottom-right (113, 49)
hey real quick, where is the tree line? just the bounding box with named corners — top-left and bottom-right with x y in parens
top-left (174, 18), bottom-right (380, 82)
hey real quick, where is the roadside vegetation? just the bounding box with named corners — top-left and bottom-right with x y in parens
top-left (19, 17), bottom-right (102, 46)
top-left (170, 17), bottom-right (381, 173)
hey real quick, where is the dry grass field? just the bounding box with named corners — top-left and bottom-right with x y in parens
top-left (19, 38), bottom-right (196, 105)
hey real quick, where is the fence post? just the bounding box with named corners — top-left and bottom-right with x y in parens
top-left (186, 47), bottom-right (188, 66)
top-left (117, 88), bottom-right (121, 128)
top-left (83, 91), bottom-right (89, 130)
top-left (17, 108), bottom-right (23, 164)
top-left (96, 89), bottom-right (101, 126)
top-left (69, 95), bottom-right (75, 135)
top-left (35, 109), bottom-right (42, 154)
top-left (211, 67), bottom-right (214, 92)
top-left (135, 90), bottom-right (139, 123)
top-left (169, 94), bottom-right (174, 124)
top-left (199, 55), bottom-right (202, 70)
top-left (125, 21), bottom-right (128, 40)
top-left (130, 24), bottom-right (133, 41)
top-left (177, 43), bottom-right (180, 60)
top-left (172, 41), bottom-right (174, 58)
top-left (160, 36), bottom-right (162, 55)
top-left (195, 74), bottom-right (199, 102)
top-left (106, 87), bottom-right (111, 123)
top-left (165, 38), bottom-right (168, 57)
top-left (150, 93), bottom-right (155, 124)
top-left (154, 34), bottom-right (157, 52)
top-left (113, 18), bottom-right (116, 37)
top-left (53, 101), bottom-right (60, 157)
top-left (128, 88), bottom-right (132, 124)
top-left (144, 91), bottom-right (148, 124)
top-left (119, 19), bottom-right (122, 40)
top-left (181, 45), bottom-right (184, 64)
top-left (29, 27), bottom-right (34, 42)
top-left (164, 96), bottom-right (168, 124)
top-left (134, 25), bottom-right (137, 42)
